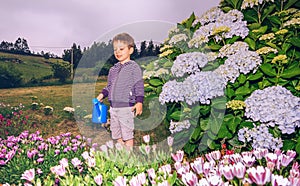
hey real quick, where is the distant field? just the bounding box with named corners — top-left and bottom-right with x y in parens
top-left (0, 52), bottom-right (66, 82)
top-left (0, 82), bottom-right (106, 116)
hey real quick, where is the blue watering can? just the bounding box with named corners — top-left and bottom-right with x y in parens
top-left (92, 98), bottom-right (107, 124)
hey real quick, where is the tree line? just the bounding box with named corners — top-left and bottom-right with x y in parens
top-left (0, 38), bottom-right (59, 58)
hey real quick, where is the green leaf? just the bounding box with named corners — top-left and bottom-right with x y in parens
top-left (190, 127), bottom-right (203, 142)
top-left (211, 97), bottom-right (227, 110)
top-left (170, 111), bottom-right (182, 121)
top-left (282, 43), bottom-right (292, 53)
top-left (238, 74), bottom-right (247, 84)
top-left (226, 87), bottom-right (235, 99)
top-left (248, 23), bottom-right (261, 30)
top-left (245, 37), bottom-right (256, 50)
top-left (235, 86), bottom-right (251, 96)
top-left (208, 44), bottom-right (222, 51)
top-left (261, 5), bottom-right (276, 22)
top-left (200, 119), bottom-right (209, 131)
top-left (240, 121), bottom-right (254, 128)
top-left (217, 124), bottom-right (233, 139)
top-left (284, 0), bottom-right (299, 9)
top-left (267, 16), bottom-right (281, 25)
top-left (149, 78), bottom-right (163, 87)
top-left (259, 63), bottom-right (277, 77)
top-left (191, 105), bottom-right (201, 118)
top-left (281, 66), bottom-right (300, 79)
top-left (248, 71), bottom-right (263, 81)
top-left (296, 142), bottom-right (300, 155)
top-left (225, 36), bottom-right (240, 44)
top-left (258, 79), bottom-right (272, 89)
top-left (266, 42), bottom-right (280, 50)
top-left (282, 140), bottom-right (295, 151)
top-left (256, 26), bottom-right (268, 34)
top-left (288, 37), bottom-right (300, 48)
top-left (200, 105), bottom-right (211, 116)
top-left (226, 116), bottom-right (242, 133)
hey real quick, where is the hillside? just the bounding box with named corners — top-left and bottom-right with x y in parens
top-left (0, 51), bottom-right (67, 83)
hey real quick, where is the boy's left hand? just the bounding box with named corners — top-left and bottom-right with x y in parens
top-left (132, 102), bottom-right (143, 116)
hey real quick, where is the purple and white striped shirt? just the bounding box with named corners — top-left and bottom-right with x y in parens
top-left (101, 60), bottom-right (144, 108)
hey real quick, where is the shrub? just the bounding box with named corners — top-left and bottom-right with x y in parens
top-left (0, 63), bottom-right (23, 88)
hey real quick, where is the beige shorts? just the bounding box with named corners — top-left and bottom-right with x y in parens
top-left (109, 107), bottom-right (134, 141)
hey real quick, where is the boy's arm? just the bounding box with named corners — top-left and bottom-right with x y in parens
top-left (132, 64), bottom-right (144, 116)
top-left (98, 69), bottom-right (112, 101)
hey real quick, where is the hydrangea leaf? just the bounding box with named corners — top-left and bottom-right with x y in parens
top-left (226, 116), bottom-right (242, 133)
top-left (288, 37), bottom-right (300, 48)
top-left (245, 37), bottom-right (256, 50)
top-left (282, 140), bottom-right (295, 151)
top-left (281, 66), bottom-right (300, 79)
top-left (149, 78), bottom-right (163, 87)
top-left (170, 111), bottom-right (182, 121)
top-left (259, 63), bottom-right (277, 77)
top-left (247, 71), bottom-right (263, 81)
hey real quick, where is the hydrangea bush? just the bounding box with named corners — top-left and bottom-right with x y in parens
top-left (143, 0), bottom-right (300, 156)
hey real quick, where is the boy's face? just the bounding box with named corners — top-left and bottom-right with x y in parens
top-left (113, 40), bottom-right (133, 64)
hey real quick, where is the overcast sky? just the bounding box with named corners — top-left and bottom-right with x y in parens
top-left (0, 0), bottom-right (220, 56)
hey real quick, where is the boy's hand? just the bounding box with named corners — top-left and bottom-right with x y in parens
top-left (132, 102), bottom-right (143, 116)
top-left (97, 93), bottom-right (104, 102)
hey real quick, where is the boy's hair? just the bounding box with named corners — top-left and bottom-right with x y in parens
top-left (112, 33), bottom-right (135, 48)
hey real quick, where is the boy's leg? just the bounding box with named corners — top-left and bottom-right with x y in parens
top-left (118, 107), bottom-right (135, 148)
top-left (109, 107), bottom-right (123, 142)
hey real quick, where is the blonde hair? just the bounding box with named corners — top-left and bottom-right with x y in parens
top-left (112, 33), bottom-right (135, 48)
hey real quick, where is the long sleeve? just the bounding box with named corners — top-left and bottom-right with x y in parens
top-left (133, 65), bottom-right (144, 103)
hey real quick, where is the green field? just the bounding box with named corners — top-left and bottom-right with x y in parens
top-left (0, 52), bottom-right (66, 82)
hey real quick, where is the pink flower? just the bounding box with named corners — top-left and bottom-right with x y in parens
top-left (265, 153), bottom-right (278, 164)
top-left (167, 136), bottom-right (174, 147)
top-left (113, 176), bottom-right (127, 186)
top-left (279, 154), bottom-right (294, 167)
top-left (137, 173), bottom-right (146, 185)
top-left (59, 158), bottom-right (69, 168)
top-left (129, 176), bottom-right (140, 186)
top-left (286, 150), bottom-right (296, 159)
top-left (198, 178), bottom-right (210, 186)
top-left (220, 165), bottom-right (234, 181)
top-left (253, 148), bottom-right (268, 160)
top-left (94, 174), bottom-right (103, 185)
top-left (182, 171), bottom-right (198, 186)
top-left (171, 150), bottom-right (184, 162)
top-left (52, 165), bottom-right (66, 177)
top-left (143, 135), bottom-right (150, 143)
top-left (21, 168), bottom-right (35, 182)
top-left (157, 180), bottom-right (170, 186)
top-left (145, 145), bottom-right (151, 154)
top-left (71, 157), bottom-right (82, 168)
top-left (205, 150), bottom-right (221, 161)
top-left (191, 157), bottom-right (204, 175)
top-left (82, 151), bottom-right (90, 160)
top-left (232, 162), bottom-right (246, 179)
top-left (247, 166), bottom-right (271, 185)
top-left (271, 174), bottom-right (290, 186)
top-left (147, 168), bottom-right (156, 181)
top-left (87, 157), bottom-right (96, 167)
top-left (100, 145), bottom-right (108, 154)
top-left (207, 175), bottom-right (223, 185)
top-left (242, 154), bottom-right (255, 167)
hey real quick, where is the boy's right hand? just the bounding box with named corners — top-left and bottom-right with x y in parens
top-left (97, 93), bottom-right (104, 102)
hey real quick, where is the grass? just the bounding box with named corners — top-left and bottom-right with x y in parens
top-left (0, 81), bottom-right (170, 144)
top-left (0, 51), bottom-right (66, 82)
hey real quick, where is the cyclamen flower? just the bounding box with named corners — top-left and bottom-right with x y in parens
top-left (94, 174), bottom-right (103, 185)
top-left (113, 176), bottom-right (127, 186)
top-left (171, 150), bottom-right (184, 162)
top-left (247, 166), bottom-right (271, 185)
top-left (271, 174), bottom-right (290, 186)
top-left (21, 168), bottom-right (35, 182)
top-left (182, 171), bottom-right (198, 186)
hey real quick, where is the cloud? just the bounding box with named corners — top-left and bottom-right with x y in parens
top-left (0, 0), bottom-right (220, 56)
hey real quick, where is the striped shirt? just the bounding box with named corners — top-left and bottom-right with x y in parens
top-left (101, 60), bottom-right (144, 108)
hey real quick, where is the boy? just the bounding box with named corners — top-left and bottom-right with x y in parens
top-left (97, 33), bottom-right (144, 148)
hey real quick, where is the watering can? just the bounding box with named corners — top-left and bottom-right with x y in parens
top-left (92, 98), bottom-right (107, 124)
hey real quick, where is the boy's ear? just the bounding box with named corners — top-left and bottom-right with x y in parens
top-left (129, 47), bottom-right (134, 54)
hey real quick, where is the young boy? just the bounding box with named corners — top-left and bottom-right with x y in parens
top-left (97, 33), bottom-right (144, 148)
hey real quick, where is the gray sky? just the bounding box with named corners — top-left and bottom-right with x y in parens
top-left (0, 0), bottom-right (220, 56)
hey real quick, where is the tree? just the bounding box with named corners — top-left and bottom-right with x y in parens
top-left (62, 43), bottom-right (83, 70)
top-left (146, 40), bottom-right (155, 56)
top-left (13, 38), bottom-right (30, 53)
top-left (139, 41), bottom-right (147, 58)
top-left (51, 62), bottom-right (71, 82)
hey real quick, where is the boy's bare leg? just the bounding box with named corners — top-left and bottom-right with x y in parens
top-left (125, 139), bottom-right (134, 149)
top-left (117, 138), bottom-right (124, 144)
